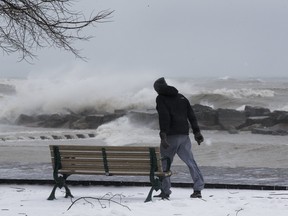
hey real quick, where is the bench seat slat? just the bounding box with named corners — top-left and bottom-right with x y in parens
top-left (59, 169), bottom-right (170, 177)
top-left (59, 157), bottom-right (151, 162)
top-left (60, 164), bottom-right (153, 170)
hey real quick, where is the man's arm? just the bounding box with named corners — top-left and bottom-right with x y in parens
top-left (186, 98), bottom-right (204, 145)
top-left (186, 100), bottom-right (200, 134)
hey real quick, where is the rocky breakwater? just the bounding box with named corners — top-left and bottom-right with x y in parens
top-left (193, 104), bottom-right (288, 135)
top-left (13, 105), bottom-right (288, 136)
top-left (125, 105), bottom-right (288, 136)
top-left (15, 109), bottom-right (127, 130)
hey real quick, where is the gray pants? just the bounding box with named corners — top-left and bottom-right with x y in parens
top-left (160, 135), bottom-right (205, 195)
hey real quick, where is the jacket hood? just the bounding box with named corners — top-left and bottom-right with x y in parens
top-left (153, 77), bottom-right (178, 96)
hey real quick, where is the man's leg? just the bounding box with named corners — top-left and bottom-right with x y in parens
top-left (159, 136), bottom-right (178, 196)
top-left (177, 135), bottom-right (205, 191)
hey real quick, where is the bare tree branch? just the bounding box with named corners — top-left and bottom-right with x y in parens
top-left (0, 0), bottom-right (113, 60)
top-left (67, 193), bottom-right (131, 211)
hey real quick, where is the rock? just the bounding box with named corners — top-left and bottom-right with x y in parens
top-left (271, 123), bottom-right (288, 131)
top-left (251, 128), bottom-right (273, 135)
top-left (245, 106), bottom-right (271, 117)
top-left (251, 123), bottom-right (288, 135)
top-left (274, 111), bottom-right (288, 124)
top-left (217, 108), bottom-right (246, 130)
top-left (193, 104), bottom-right (218, 128)
top-left (51, 135), bottom-right (62, 140)
top-left (71, 113), bottom-right (122, 129)
top-left (16, 114), bottom-right (37, 126)
top-left (76, 134), bottom-right (86, 138)
top-left (71, 115), bottom-right (104, 129)
top-left (128, 109), bottom-right (159, 129)
top-left (15, 110), bottom-right (124, 129)
top-left (40, 135), bottom-right (51, 140)
top-left (252, 128), bottom-right (288, 136)
top-left (38, 114), bottom-right (69, 128)
top-left (238, 116), bottom-right (275, 129)
top-left (239, 123), bottom-right (263, 131)
top-left (114, 109), bottom-right (128, 115)
top-left (272, 129), bottom-right (288, 135)
top-left (227, 126), bottom-right (239, 134)
top-left (64, 135), bottom-right (74, 139)
top-left (88, 133), bottom-right (96, 137)
top-left (248, 116), bottom-right (275, 127)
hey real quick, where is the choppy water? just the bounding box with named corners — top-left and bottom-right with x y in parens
top-left (0, 76), bottom-right (288, 169)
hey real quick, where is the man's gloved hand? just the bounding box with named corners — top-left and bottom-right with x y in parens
top-left (161, 138), bottom-right (170, 149)
top-left (160, 132), bottom-right (170, 149)
top-left (194, 132), bottom-right (204, 145)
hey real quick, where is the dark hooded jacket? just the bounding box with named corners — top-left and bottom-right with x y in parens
top-left (154, 77), bottom-right (200, 136)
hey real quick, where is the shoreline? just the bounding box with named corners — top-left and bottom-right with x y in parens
top-left (0, 129), bottom-right (287, 169)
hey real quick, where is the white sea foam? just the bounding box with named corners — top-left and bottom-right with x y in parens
top-left (236, 105), bottom-right (246, 111)
top-left (274, 104), bottom-right (288, 112)
top-left (218, 76), bottom-right (232, 80)
top-left (199, 100), bottom-right (215, 109)
top-left (204, 137), bottom-right (213, 146)
top-left (212, 88), bottom-right (275, 98)
top-left (0, 72), bottom-right (158, 121)
top-left (165, 78), bottom-right (199, 95)
top-left (95, 116), bottom-right (158, 146)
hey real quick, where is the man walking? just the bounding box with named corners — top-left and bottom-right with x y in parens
top-left (153, 77), bottom-right (205, 199)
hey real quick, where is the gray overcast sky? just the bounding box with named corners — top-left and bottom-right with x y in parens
top-left (1, 0), bottom-right (288, 78)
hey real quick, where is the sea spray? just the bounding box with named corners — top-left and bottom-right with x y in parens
top-left (95, 116), bottom-right (158, 146)
top-left (1, 76), bottom-right (288, 123)
top-left (0, 73), bottom-right (157, 121)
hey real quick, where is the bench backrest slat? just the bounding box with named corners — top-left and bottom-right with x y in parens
top-left (49, 145), bottom-right (165, 176)
top-left (52, 145), bottom-right (159, 152)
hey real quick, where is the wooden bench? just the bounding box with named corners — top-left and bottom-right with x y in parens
top-left (47, 145), bottom-right (172, 202)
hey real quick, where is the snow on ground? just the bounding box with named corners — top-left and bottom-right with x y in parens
top-left (0, 184), bottom-right (287, 216)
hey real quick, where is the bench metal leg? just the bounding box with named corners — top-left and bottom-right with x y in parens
top-left (47, 175), bottom-right (73, 200)
top-left (47, 183), bottom-right (73, 200)
top-left (64, 184), bottom-right (73, 198)
top-left (145, 176), bottom-right (162, 202)
top-left (145, 186), bottom-right (155, 202)
top-left (47, 185), bottom-right (58, 200)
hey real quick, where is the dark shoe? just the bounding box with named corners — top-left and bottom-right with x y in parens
top-left (154, 192), bottom-right (170, 200)
top-left (190, 191), bottom-right (202, 198)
